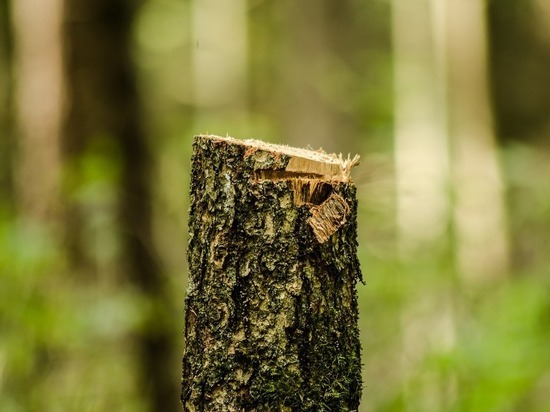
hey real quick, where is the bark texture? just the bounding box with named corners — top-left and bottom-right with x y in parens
top-left (182, 135), bottom-right (362, 411)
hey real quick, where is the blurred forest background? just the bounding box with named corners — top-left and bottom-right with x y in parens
top-left (1, 0), bottom-right (550, 411)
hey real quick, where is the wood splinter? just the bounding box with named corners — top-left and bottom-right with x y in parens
top-left (244, 136), bottom-right (359, 241)
top-left (308, 192), bottom-right (350, 243)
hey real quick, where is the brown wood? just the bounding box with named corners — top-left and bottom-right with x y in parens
top-left (182, 135), bottom-right (363, 411)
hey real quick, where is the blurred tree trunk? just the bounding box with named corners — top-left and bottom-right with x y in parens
top-left (391, 1), bottom-right (456, 410)
top-left (0, 0), bottom-right (14, 202)
top-left (446, 0), bottom-right (509, 284)
top-left (11, 0), bottom-right (64, 222)
top-left (392, 0), bottom-right (450, 252)
top-left (62, 0), bottom-right (177, 410)
top-left (488, 0), bottom-right (550, 145)
top-left (190, 0), bottom-right (247, 116)
top-left (392, 0), bottom-right (509, 280)
top-left (182, 135), bottom-right (362, 411)
top-left (392, 0), bottom-right (510, 408)
top-left (487, 0), bottom-right (550, 272)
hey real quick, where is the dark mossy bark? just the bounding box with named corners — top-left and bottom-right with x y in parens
top-left (182, 135), bottom-right (362, 411)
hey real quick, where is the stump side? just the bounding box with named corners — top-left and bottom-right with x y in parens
top-left (182, 135), bottom-right (362, 411)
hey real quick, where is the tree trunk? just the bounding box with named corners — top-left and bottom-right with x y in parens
top-left (12, 0), bottom-right (63, 223)
top-left (391, 0), bottom-right (450, 251)
top-left (0, 0), bottom-right (14, 202)
top-left (62, 1), bottom-right (178, 410)
top-left (446, 0), bottom-right (509, 283)
top-left (182, 135), bottom-right (362, 411)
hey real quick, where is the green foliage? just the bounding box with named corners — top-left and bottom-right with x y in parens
top-left (0, 207), bottom-right (150, 411)
top-left (1, 0), bottom-right (550, 410)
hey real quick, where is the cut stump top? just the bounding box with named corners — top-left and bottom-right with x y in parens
top-left (198, 134), bottom-right (360, 183)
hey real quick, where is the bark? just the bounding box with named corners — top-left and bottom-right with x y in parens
top-left (182, 135), bottom-right (362, 411)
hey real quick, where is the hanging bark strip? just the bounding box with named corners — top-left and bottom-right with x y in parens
top-left (182, 135), bottom-right (362, 411)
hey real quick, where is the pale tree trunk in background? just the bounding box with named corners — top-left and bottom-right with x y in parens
top-left (393, 0), bottom-right (510, 407)
top-left (446, 0), bottom-right (509, 284)
top-left (392, 0), bottom-right (510, 277)
top-left (392, 0), bottom-right (450, 252)
top-left (11, 0), bottom-right (63, 222)
top-left (191, 0), bottom-right (247, 111)
top-left (392, 0), bottom-right (455, 410)
top-left (533, 0), bottom-right (550, 42)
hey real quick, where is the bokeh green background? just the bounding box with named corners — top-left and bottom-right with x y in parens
top-left (1, 0), bottom-right (550, 411)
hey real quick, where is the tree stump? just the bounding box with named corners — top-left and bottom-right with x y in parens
top-left (182, 135), bottom-right (363, 411)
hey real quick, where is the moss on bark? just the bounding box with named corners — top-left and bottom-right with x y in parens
top-left (182, 135), bottom-right (362, 411)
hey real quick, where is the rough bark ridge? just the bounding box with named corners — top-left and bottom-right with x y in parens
top-left (182, 135), bottom-right (362, 411)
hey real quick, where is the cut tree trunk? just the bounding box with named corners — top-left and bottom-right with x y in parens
top-left (182, 135), bottom-right (362, 411)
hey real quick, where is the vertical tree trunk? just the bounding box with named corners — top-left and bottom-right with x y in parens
top-left (391, 2), bottom-right (456, 410)
top-left (182, 135), bottom-right (362, 411)
top-left (62, 1), bottom-right (178, 410)
top-left (0, 0), bottom-right (14, 201)
top-left (191, 0), bottom-right (247, 109)
top-left (446, 0), bottom-right (509, 283)
top-left (11, 0), bottom-right (64, 222)
top-left (392, 0), bottom-right (450, 251)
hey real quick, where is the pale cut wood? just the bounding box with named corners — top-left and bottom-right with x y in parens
top-left (216, 135), bottom-right (359, 182)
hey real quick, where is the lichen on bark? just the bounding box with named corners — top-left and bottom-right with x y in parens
top-left (182, 135), bottom-right (363, 411)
